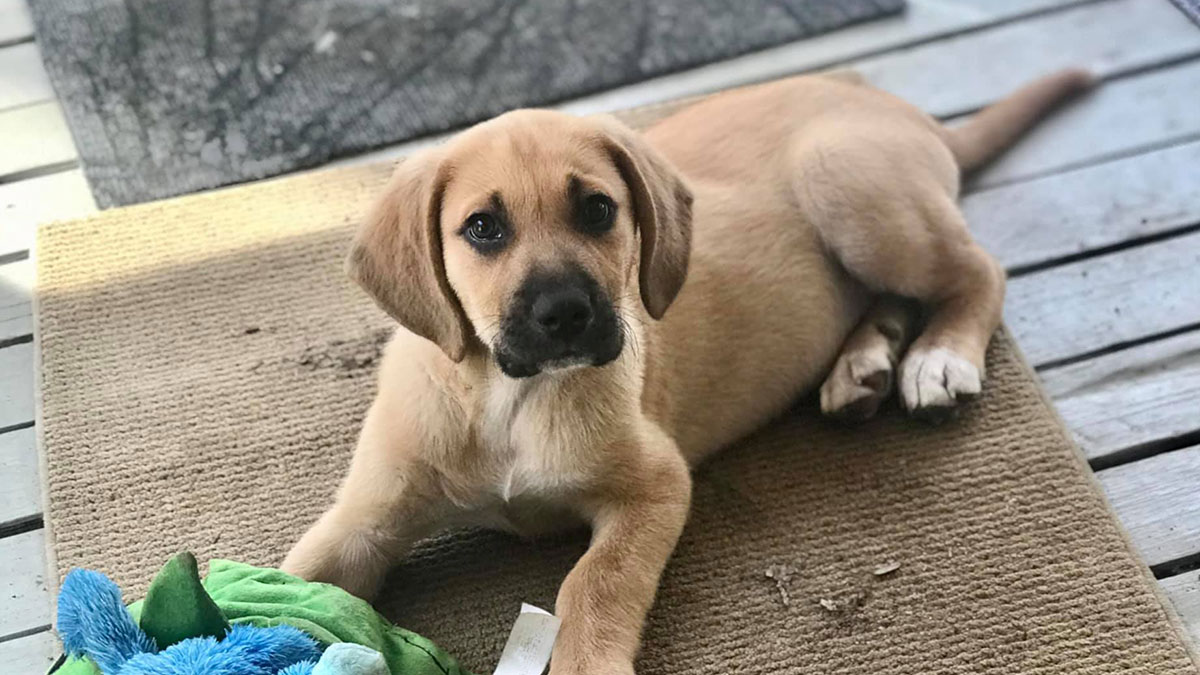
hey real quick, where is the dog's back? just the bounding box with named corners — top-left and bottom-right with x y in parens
top-left (638, 71), bottom-right (1091, 461)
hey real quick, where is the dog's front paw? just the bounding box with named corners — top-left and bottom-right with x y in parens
top-left (898, 347), bottom-right (981, 422)
top-left (820, 345), bottom-right (894, 422)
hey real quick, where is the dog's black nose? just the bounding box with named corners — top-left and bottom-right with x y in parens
top-left (532, 288), bottom-right (593, 341)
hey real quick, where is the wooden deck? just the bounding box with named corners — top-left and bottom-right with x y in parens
top-left (2, 0), bottom-right (1199, 668)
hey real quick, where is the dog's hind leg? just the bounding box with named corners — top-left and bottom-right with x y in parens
top-left (809, 70), bottom-right (1087, 421)
top-left (820, 295), bottom-right (920, 421)
top-left (819, 190), bottom-right (1004, 421)
top-left (794, 130), bottom-right (1005, 421)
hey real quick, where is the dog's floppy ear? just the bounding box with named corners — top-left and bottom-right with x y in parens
top-left (598, 116), bottom-right (694, 320)
top-left (347, 151), bottom-right (470, 361)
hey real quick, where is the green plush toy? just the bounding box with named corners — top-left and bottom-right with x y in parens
top-left (53, 553), bottom-right (471, 675)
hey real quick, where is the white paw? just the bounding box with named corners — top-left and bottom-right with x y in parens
top-left (820, 346), bottom-right (894, 422)
top-left (898, 347), bottom-right (981, 420)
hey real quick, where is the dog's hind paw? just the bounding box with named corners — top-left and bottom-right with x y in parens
top-left (820, 347), bottom-right (894, 422)
top-left (898, 347), bottom-right (981, 422)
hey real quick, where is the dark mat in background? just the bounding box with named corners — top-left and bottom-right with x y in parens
top-left (29, 0), bottom-right (904, 207)
top-left (1173, 0), bottom-right (1200, 26)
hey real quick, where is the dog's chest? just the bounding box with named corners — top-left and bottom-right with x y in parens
top-left (475, 377), bottom-right (599, 505)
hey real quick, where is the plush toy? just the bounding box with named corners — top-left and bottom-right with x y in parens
top-left (51, 553), bottom-right (468, 675)
top-left (58, 567), bottom-right (325, 675)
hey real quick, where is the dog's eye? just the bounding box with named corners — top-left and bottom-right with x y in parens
top-left (464, 213), bottom-right (503, 243)
top-left (578, 194), bottom-right (615, 233)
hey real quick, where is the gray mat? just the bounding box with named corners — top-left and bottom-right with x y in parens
top-left (28, 0), bottom-right (904, 207)
top-left (1172, 0), bottom-right (1200, 26)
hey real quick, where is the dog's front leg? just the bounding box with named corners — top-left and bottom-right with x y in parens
top-left (282, 460), bottom-right (447, 600)
top-left (551, 436), bottom-right (692, 675)
top-left (282, 401), bottom-right (453, 600)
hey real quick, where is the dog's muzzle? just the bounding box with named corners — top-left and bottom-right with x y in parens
top-left (494, 265), bottom-right (623, 378)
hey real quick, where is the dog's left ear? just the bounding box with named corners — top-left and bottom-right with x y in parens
top-left (597, 116), bottom-right (694, 320)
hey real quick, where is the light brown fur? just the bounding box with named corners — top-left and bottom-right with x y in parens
top-left (283, 69), bottom-right (1092, 674)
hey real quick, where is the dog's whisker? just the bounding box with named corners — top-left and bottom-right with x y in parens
top-left (616, 313), bottom-right (642, 360)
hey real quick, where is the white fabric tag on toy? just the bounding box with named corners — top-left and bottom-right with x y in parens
top-left (493, 603), bottom-right (562, 675)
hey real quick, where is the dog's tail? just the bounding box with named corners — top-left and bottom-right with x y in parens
top-left (943, 68), bottom-right (1095, 173)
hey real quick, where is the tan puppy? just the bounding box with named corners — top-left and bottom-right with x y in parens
top-left (283, 70), bottom-right (1092, 674)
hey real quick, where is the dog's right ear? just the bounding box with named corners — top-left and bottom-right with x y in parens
top-left (347, 151), bottom-right (470, 361)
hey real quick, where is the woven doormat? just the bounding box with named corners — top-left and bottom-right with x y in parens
top-left (28, 0), bottom-right (903, 207)
top-left (35, 96), bottom-right (1198, 673)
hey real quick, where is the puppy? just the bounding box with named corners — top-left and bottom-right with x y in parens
top-left (283, 69), bottom-right (1092, 674)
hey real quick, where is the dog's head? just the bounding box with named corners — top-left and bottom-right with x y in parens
top-left (348, 110), bottom-right (693, 377)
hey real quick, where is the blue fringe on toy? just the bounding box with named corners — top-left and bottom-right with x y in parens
top-left (54, 566), bottom-right (391, 675)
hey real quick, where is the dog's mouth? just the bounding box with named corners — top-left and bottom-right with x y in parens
top-left (492, 266), bottom-right (625, 379)
top-left (494, 319), bottom-right (624, 378)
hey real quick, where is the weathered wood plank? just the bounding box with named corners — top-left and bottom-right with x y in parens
top-left (0, 629), bottom-right (60, 675)
top-left (972, 57), bottom-right (1200, 189)
top-left (858, 0), bottom-right (1200, 117)
top-left (0, 258), bottom-right (33, 343)
top-left (1096, 444), bottom-right (1200, 569)
top-left (0, 0), bottom-right (35, 47)
top-left (0, 529), bottom-right (52, 637)
top-left (0, 101), bottom-right (76, 181)
top-left (1042, 329), bottom-right (1200, 461)
top-left (0, 169), bottom-right (96, 259)
top-left (965, 141), bottom-right (1200, 273)
top-left (556, 0), bottom-right (1087, 119)
top-left (0, 42), bottom-right (54, 111)
top-left (0, 341), bottom-right (34, 430)
top-left (1006, 231), bottom-right (1200, 367)
top-left (1162, 571), bottom-right (1200, 646)
top-left (0, 426), bottom-right (40, 528)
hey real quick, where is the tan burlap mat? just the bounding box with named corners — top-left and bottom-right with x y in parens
top-left (35, 95), bottom-right (1199, 674)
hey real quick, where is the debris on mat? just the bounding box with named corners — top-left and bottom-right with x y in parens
top-left (872, 561), bottom-right (901, 577)
top-left (817, 591), bottom-right (868, 614)
top-left (767, 558), bottom-right (900, 610)
top-left (764, 563), bottom-right (797, 607)
top-left (295, 328), bottom-right (392, 376)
